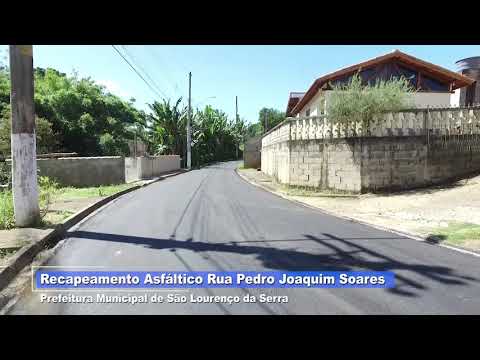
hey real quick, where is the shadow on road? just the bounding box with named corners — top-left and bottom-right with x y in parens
top-left (66, 230), bottom-right (477, 298)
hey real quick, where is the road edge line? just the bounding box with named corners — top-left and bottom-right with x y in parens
top-left (235, 168), bottom-right (480, 258)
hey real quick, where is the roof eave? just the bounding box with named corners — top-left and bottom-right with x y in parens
top-left (290, 51), bottom-right (476, 115)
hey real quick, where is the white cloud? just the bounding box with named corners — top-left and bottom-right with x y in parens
top-left (97, 80), bottom-right (131, 99)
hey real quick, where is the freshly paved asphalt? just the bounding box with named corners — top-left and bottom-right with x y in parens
top-left (9, 161), bottom-right (480, 314)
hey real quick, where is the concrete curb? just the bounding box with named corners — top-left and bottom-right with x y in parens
top-left (0, 169), bottom-right (190, 293)
top-left (235, 168), bottom-right (480, 258)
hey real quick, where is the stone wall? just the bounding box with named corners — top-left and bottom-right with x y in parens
top-left (261, 107), bottom-right (480, 193)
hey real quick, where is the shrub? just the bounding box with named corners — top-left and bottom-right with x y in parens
top-left (0, 189), bottom-right (14, 230)
top-left (0, 176), bottom-right (60, 229)
top-left (0, 161), bottom-right (10, 186)
top-left (38, 176), bottom-right (59, 219)
top-left (99, 133), bottom-right (130, 156)
top-left (327, 73), bottom-right (415, 134)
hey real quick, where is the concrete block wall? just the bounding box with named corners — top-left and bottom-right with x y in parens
top-left (262, 131), bottom-right (480, 193)
top-left (360, 137), bottom-right (428, 191)
top-left (356, 136), bottom-right (480, 192)
top-left (244, 151), bottom-right (261, 169)
top-left (7, 155), bottom-right (181, 187)
top-left (261, 141), bottom-right (290, 183)
top-left (327, 140), bottom-right (362, 192)
top-left (426, 137), bottom-right (480, 184)
top-left (125, 157), bottom-right (140, 183)
top-left (127, 155), bottom-right (181, 181)
top-left (151, 155), bottom-right (181, 174)
top-left (261, 107), bottom-right (480, 193)
top-left (36, 157), bottom-right (125, 187)
top-left (244, 136), bottom-right (262, 168)
top-left (289, 140), bottom-right (361, 192)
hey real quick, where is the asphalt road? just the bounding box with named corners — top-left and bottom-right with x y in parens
top-left (9, 161), bottom-right (480, 314)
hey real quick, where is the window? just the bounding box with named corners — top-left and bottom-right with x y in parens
top-left (396, 65), bottom-right (418, 88)
top-left (305, 108), bottom-right (311, 117)
top-left (421, 74), bottom-right (449, 92)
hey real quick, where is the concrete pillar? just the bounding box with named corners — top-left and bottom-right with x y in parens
top-left (9, 45), bottom-right (40, 227)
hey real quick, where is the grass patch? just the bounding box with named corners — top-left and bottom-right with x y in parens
top-left (40, 210), bottom-right (75, 229)
top-left (0, 247), bottom-right (18, 261)
top-left (55, 183), bottom-right (134, 201)
top-left (425, 222), bottom-right (480, 248)
top-left (0, 182), bottom-right (134, 230)
top-left (0, 190), bottom-right (14, 230)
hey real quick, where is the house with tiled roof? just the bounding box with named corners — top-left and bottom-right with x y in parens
top-left (287, 50), bottom-right (475, 118)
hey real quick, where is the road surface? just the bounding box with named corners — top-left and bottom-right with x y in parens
top-left (9, 161), bottom-right (480, 314)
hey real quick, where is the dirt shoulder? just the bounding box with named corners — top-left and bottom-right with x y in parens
top-left (0, 182), bottom-right (139, 266)
top-left (238, 168), bottom-right (480, 253)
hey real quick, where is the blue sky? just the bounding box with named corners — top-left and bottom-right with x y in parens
top-left (1, 45), bottom-right (479, 123)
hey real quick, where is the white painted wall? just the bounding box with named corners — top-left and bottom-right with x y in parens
top-left (411, 92), bottom-right (451, 108)
top-left (296, 91), bottom-right (326, 117)
top-left (136, 155), bottom-right (181, 180)
top-left (450, 88), bottom-right (461, 107)
top-left (295, 89), bottom-right (453, 116)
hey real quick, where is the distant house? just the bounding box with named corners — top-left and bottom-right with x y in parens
top-left (286, 50), bottom-right (475, 118)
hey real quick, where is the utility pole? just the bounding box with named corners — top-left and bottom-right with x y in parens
top-left (235, 96), bottom-right (239, 159)
top-left (9, 45), bottom-right (40, 226)
top-left (264, 111), bottom-right (268, 134)
top-left (134, 129), bottom-right (137, 158)
top-left (235, 96), bottom-right (238, 122)
top-left (187, 72), bottom-right (192, 169)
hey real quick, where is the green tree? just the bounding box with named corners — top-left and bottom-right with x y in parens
top-left (258, 108), bottom-right (285, 133)
top-left (246, 122), bottom-right (263, 138)
top-left (0, 64), bottom-right (147, 157)
top-left (0, 67), bottom-right (10, 115)
top-left (99, 133), bottom-right (129, 156)
top-left (0, 107), bottom-right (10, 158)
top-left (32, 67), bottom-right (146, 155)
top-left (0, 106), bottom-right (60, 157)
top-left (148, 98), bottom-right (187, 156)
top-left (191, 105), bottom-right (246, 165)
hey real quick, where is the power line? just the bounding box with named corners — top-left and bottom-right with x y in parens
top-left (115, 45), bottom-right (207, 111)
top-left (162, 45), bottom-right (190, 74)
top-left (145, 46), bottom-right (208, 110)
top-left (121, 45), bottom-right (172, 100)
top-left (154, 46), bottom-right (203, 108)
top-left (143, 46), bottom-right (183, 98)
top-left (111, 45), bottom-right (166, 100)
